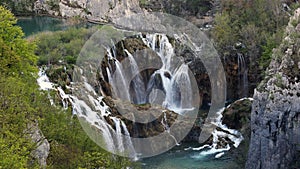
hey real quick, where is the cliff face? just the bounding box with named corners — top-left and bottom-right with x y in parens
top-left (6, 0), bottom-right (142, 22)
top-left (246, 8), bottom-right (300, 169)
top-left (3, 0), bottom-right (215, 26)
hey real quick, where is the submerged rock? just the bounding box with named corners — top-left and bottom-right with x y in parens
top-left (246, 8), bottom-right (300, 169)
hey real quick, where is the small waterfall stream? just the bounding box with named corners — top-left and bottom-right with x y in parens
top-left (107, 49), bottom-right (131, 101)
top-left (125, 49), bottom-right (147, 104)
top-left (237, 53), bottom-right (249, 97)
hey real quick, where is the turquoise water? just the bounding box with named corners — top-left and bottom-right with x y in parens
top-left (141, 143), bottom-right (239, 169)
top-left (17, 16), bottom-right (94, 36)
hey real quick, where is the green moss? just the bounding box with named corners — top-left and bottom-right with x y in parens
top-left (274, 73), bottom-right (285, 88)
top-left (46, 0), bottom-right (60, 11)
top-left (269, 93), bottom-right (275, 100)
top-left (291, 19), bottom-right (299, 28)
top-left (139, 0), bottom-right (148, 6)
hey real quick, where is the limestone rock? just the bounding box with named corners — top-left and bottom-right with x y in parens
top-left (32, 0), bottom-right (142, 23)
top-left (29, 123), bottom-right (50, 168)
top-left (246, 8), bottom-right (300, 169)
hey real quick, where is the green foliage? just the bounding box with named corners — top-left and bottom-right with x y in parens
top-left (0, 0), bottom-right (36, 15)
top-left (139, 0), bottom-right (148, 6)
top-left (212, 0), bottom-right (289, 74)
top-left (39, 104), bottom-right (136, 169)
top-left (259, 35), bottom-right (278, 70)
top-left (46, 0), bottom-right (60, 11)
top-left (0, 6), bottom-right (41, 168)
top-left (274, 73), bottom-right (284, 88)
top-left (34, 27), bottom-right (96, 65)
top-left (0, 6), bottom-right (37, 76)
top-left (213, 0), bottom-right (288, 47)
top-left (0, 77), bottom-right (40, 169)
top-left (212, 12), bottom-right (237, 50)
top-left (0, 6), bottom-right (135, 168)
top-left (185, 0), bottom-right (211, 15)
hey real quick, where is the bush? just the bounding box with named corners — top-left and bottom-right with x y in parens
top-left (34, 27), bottom-right (96, 66)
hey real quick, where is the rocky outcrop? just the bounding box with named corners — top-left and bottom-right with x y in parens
top-left (139, 0), bottom-right (213, 27)
top-left (246, 8), bottom-right (300, 169)
top-left (4, 0), bottom-right (215, 27)
top-left (2, 0), bottom-right (143, 22)
top-left (34, 0), bottom-right (142, 23)
top-left (223, 98), bottom-right (253, 167)
top-left (29, 123), bottom-right (50, 168)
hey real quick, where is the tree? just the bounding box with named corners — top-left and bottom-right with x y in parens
top-left (0, 6), bottom-right (39, 168)
top-left (0, 6), bottom-right (37, 77)
top-left (212, 0), bottom-right (289, 82)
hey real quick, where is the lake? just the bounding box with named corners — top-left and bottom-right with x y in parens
top-left (17, 16), bottom-right (94, 36)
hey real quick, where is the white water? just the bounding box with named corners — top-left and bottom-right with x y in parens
top-left (124, 49), bottom-right (147, 104)
top-left (237, 53), bottom-right (249, 97)
top-left (37, 67), bottom-right (137, 159)
top-left (107, 48), bottom-right (131, 101)
top-left (37, 68), bottom-right (54, 90)
top-left (188, 107), bottom-right (244, 159)
top-left (142, 34), bottom-right (194, 113)
top-left (37, 33), bottom-right (245, 160)
top-left (106, 34), bottom-right (194, 115)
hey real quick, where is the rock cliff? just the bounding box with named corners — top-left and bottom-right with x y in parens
top-left (34, 0), bottom-right (142, 23)
top-left (4, 0), bottom-right (142, 23)
top-left (246, 8), bottom-right (300, 169)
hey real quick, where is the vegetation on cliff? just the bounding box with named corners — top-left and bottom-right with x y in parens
top-left (212, 0), bottom-right (296, 86)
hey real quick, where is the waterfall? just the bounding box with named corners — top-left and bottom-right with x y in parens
top-left (172, 64), bottom-right (193, 109)
top-left (237, 53), bottom-right (249, 97)
top-left (111, 117), bottom-right (125, 153)
top-left (142, 34), bottom-right (194, 113)
top-left (70, 95), bottom-right (116, 152)
top-left (190, 107), bottom-right (244, 159)
top-left (107, 48), bottom-right (131, 101)
top-left (161, 111), bottom-right (180, 146)
top-left (37, 31), bottom-right (243, 160)
top-left (124, 49), bottom-right (147, 104)
top-left (106, 34), bottom-right (194, 115)
top-left (37, 68), bottom-right (54, 90)
top-left (37, 66), bottom-right (137, 158)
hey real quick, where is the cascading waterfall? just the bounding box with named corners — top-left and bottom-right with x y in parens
top-left (142, 34), bottom-right (194, 112)
top-left (106, 34), bottom-right (194, 114)
top-left (237, 53), bottom-right (249, 97)
top-left (111, 117), bottom-right (125, 153)
top-left (107, 49), bottom-right (131, 101)
top-left (38, 67), bottom-right (137, 159)
top-left (124, 49), bottom-right (147, 104)
top-left (172, 64), bottom-right (193, 109)
top-left (189, 107), bottom-right (244, 159)
top-left (38, 32), bottom-right (246, 160)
